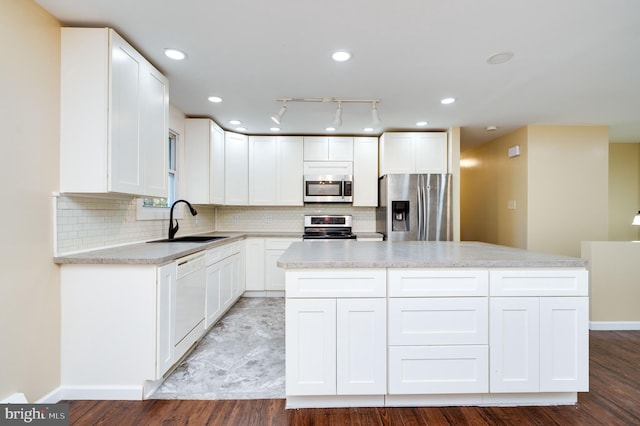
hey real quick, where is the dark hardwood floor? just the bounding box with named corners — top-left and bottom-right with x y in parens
top-left (67, 331), bottom-right (640, 425)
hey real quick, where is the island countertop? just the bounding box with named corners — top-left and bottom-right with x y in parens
top-left (277, 241), bottom-right (587, 269)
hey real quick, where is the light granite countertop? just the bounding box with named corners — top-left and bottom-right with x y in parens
top-left (277, 241), bottom-right (588, 269)
top-left (53, 232), bottom-right (299, 265)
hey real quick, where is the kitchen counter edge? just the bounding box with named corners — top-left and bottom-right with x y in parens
top-left (277, 241), bottom-right (588, 269)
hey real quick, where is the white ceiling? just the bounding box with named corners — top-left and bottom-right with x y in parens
top-left (35, 0), bottom-right (640, 150)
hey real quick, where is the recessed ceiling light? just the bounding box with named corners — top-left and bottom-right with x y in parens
top-left (325, 127), bottom-right (336, 132)
top-left (441, 97), bottom-right (456, 105)
top-left (208, 96), bottom-right (222, 103)
top-left (363, 127), bottom-right (374, 132)
top-left (270, 127), bottom-right (281, 132)
top-left (229, 120), bottom-right (241, 125)
top-left (332, 51), bottom-right (351, 62)
top-left (164, 48), bottom-right (187, 60)
top-left (486, 51), bottom-right (514, 65)
top-left (236, 127), bottom-right (246, 132)
top-left (416, 121), bottom-right (428, 127)
top-left (486, 125), bottom-right (497, 131)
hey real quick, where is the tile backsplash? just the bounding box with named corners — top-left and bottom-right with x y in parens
top-left (215, 205), bottom-right (376, 233)
top-left (55, 195), bottom-right (215, 255)
top-left (55, 194), bottom-right (376, 255)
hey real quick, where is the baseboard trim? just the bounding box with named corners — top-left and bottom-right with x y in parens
top-left (36, 387), bottom-right (63, 404)
top-left (590, 321), bottom-right (640, 330)
top-left (59, 385), bottom-right (143, 400)
top-left (242, 291), bottom-right (284, 298)
top-left (1, 393), bottom-right (28, 403)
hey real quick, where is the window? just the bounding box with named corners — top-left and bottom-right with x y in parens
top-left (137, 131), bottom-right (178, 220)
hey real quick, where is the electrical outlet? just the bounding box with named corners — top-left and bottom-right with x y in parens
top-left (265, 215), bottom-right (273, 223)
top-left (233, 215), bottom-right (240, 224)
top-left (507, 200), bottom-right (517, 210)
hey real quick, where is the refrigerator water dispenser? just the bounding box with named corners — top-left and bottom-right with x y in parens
top-left (392, 201), bottom-right (410, 231)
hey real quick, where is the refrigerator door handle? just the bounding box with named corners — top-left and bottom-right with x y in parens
top-left (424, 176), bottom-right (430, 241)
top-left (417, 174), bottom-right (424, 240)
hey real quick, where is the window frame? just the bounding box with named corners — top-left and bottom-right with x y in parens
top-left (136, 130), bottom-right (180, 221)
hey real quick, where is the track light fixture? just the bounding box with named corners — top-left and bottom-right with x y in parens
top-left (371, 101), bottom-right (381, 127)
top-left (271, 97), bottom-right (380, 129)
top-left (271, 101), bottom-right (287, 125)
top-left (332, 101), bottom-right (343, 127)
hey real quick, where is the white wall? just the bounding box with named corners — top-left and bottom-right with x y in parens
top-left (0, 0), bottom-right (61, 402)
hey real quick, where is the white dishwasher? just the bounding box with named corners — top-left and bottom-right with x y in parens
top-left (174, 252), bottom-right (206, 349)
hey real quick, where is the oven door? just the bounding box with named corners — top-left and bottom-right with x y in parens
top-left (304, 175), bottom-right (352, 202)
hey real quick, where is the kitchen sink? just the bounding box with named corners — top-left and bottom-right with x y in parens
top-left (148, 236), bottom-right (228, 243)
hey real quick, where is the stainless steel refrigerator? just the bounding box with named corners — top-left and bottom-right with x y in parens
top-left (376, 174), bottom-right (452, 241)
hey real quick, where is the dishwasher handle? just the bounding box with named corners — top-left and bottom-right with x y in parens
top-left (176, 254), bottom-right (206, 279)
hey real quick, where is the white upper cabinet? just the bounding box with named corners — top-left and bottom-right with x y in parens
top-left (184, 118), bottom-right (224, 204)
top-left (304, 137), bottom-right (353, 161)
top-left (60, 28), bottom-right (168, 198)
top-left (224, 132), bottom-right (249, 205)
top-left (379, 132), bottom-right (447, 177)
top-left (249, 136), bottom-right (303, 206)
top-left (248, 136), bottom-right (277, 205)
top-left (353, 137), bottom-right (378, 206)
top-left (209, 122), bottom-right (225, 204)
top-left (184, 119), bottom-right (211, 204)
top-left (277, 136), bottom-right (304, 205)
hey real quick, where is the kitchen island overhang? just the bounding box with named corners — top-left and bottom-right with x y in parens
top-left (279, 241), bottom-right (589, 409)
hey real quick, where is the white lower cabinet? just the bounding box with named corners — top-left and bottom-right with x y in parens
top-left (205, 258), bottom-right (223, 327)
top-left (387, 269), bottom-right (489, 395)
top-left (286, 298), bottom-right (336, 395)
top-left (285, 269), bottom-right (387, 397)
top-left (489, 268), bottom-right (589, 394)
top-left (336, 298), bottom-right (387, 395)
top-left (284, 266), bottom-right (589, 408)
top-left (286, 298), bottom-right (386, 396)
top-left (265, 239), bottom-right (299, 291)
top-left (490, 296), bottom-right (589, 393)
top-left (157, 262), bottom-right (177, 378)
top-left (245, 237), bottom-right (300, 295)
top-left (205, 242), bottom-right (244, 328)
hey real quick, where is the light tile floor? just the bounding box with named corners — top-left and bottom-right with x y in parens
top-left (151, 297), bottom-right (285, 400)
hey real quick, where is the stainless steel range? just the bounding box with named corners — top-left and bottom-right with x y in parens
top-left (302, 215), bottom-right (357, 240)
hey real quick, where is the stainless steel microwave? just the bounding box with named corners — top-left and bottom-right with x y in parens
top-left (303, 175), bottom-right (353, 203)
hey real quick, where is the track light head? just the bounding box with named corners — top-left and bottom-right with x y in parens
top-left (271, 102), bottom-right (287, 125)
top-left (332, 102), bottom-right (343, 127)
top-left (371, 101), bottom-right (381, 126)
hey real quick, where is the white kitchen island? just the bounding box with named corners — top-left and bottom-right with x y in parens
top-left (277, 241), bottom-right (589, 409)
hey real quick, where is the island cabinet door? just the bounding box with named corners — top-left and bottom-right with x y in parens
top-left (336, 298), bottom-right (386, 395)
top-left (539, 297), bottom-right (589, 392)
top-left (489, 297), bottom-right (540, 393)
top-left (286, 299), bottom-right (337, 395)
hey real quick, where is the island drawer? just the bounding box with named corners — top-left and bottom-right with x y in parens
top-left (285, 269), bottom-right (386, 298)
top-left (388, 298), bottom-right (488, 345)
top-left (388, 269), bottom-right (488, 297)
top-left (489, 269), bottom-right (588, 296)
top-left (388, 345), bottom-right (489, 394)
